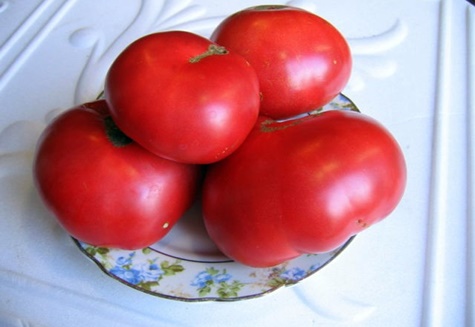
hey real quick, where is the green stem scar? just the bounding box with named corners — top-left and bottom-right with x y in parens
top-left (104, 116), bottom-right (133, 147)
top-left (189, 44), bottom-right (229, 63)
top-left (260, 118), bottom-right (303, 133)
top-left (253, 5), bottom-right (287, 10)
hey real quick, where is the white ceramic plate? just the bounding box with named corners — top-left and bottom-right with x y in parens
top-left (74, 93), bottom-right (358, 302)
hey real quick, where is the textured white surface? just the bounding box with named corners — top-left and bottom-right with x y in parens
top-left (0, 0), bottom-right (473, 326)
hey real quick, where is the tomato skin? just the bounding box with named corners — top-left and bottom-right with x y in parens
top-left (105, 31), bottom-right (260, 164)
top-left (202, 111), bottom-right (406, 267)
top-left (211, 5), bottom-right (352, 119)
top-left (33, 100), bottom-right (200, 249)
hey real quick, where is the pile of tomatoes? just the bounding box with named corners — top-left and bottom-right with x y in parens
top-left (33, 5), bottom-right (406, 268)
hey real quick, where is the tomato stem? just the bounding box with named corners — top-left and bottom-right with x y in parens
top-left (189, 44), bottom-right (229, 63)
top-left (104, 116), bottom-right (133, 147)
top-left (96, 90), bottom-right (105, 100)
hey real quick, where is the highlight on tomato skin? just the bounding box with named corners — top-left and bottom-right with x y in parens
top-left (211, 5), bottom-right (352, 120)
top-left (202, 110), bottom-right (406, 268)
top-left (33, 100), bottom-right (201, 250)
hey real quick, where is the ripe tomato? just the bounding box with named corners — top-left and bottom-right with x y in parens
top-left (33, 100), bottom-right (200, 250)
top-left (211, 5), bottom-right (352, 119)
top-left (105, 31), bottom-right (261, 164)
top-left (203, 110), bottom-right (406, 267)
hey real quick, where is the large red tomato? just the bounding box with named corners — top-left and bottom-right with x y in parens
top-left (211, 5), bottom-right (352, 119)
top-left (203, 110), bottom-right (406, 267)
top-left (105, 31), bottom-right (260, 164)
top-left (33, 100), bottom-right (200, 249)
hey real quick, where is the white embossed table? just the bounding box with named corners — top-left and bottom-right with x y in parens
top-left (0, 0), bottom-right (473, 326)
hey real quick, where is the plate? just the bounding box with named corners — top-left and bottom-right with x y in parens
top-left (74, 93), bottom-right (358, 302)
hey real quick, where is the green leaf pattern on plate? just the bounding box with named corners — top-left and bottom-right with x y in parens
top-left (191, 267), bottom-right (244, 298)
top-left (82, 244), bottom-right (185, 291)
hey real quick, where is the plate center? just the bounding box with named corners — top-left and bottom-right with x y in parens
top-left (150, 200), bottom-right (230, 262)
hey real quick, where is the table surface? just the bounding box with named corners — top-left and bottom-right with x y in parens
top-left (0, 0), bottom-right (473, 326)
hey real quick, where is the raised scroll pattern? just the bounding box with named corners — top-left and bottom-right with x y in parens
top-left (347, 19), bottom-right (409, 91)
top-left (0, 0), bottom-right (74, 90)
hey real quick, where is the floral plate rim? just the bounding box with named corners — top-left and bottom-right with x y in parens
top-left (73, 236), bottom-right (355, 302)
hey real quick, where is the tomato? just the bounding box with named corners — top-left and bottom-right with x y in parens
top-left (202, 110), bottom-right (406, 267)
top-left (211, 5), bottom-right (352, 119)
top-left (33, 100), bottom-right (200, 249)
top-left (105, 31), bottom-right (261, 164)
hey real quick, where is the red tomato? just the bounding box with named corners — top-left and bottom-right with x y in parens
top-left (203, 110), bottom-right (406, 267)
top-left (33, 100), bottom-right (200, 249)
top-left (105, 31), bottom-right (260, 164)
top-left (211, 5), bottom-right (352, 119)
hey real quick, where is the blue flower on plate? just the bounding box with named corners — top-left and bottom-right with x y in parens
top-left (108, 252), bottom-right (166, 285)
top-left (213, 272), bottom-right (232, 283)
top-left (280, 267), bottom-right (306, 282)
top-left (191, 271), bottom-right (214, 288)
top-left (139, 262), bottom-right (164, 283)
top-left (191, 268), bottom-right (241, 298)
top-left (309, 263), bottom-right (323, 272)
top-left (116, 253), bottom-right (134, 266)
top-left (191, 269), bottom-right (233, 287)
top-left (110, 265), bottom-right (142, 284)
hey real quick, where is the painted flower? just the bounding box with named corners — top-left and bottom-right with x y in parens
top-left (280, 267), bottom-right (306, 282)
top-left (116, 253), bottom-right (134, 266)
top-left (191, 271), bottom-right (214, 288)
top-left (107, 251), bottom-right (168, 285)
top-left (213, 272), bottom-right (232, 283)
top-left (139, 262), bottom-right (165, 282)
top-left (309, 263), bottom-right (323, 272)
top-left (191, 268), bottom-right (243, 298)
top-left (110, 265), bottom-right (142, 284)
